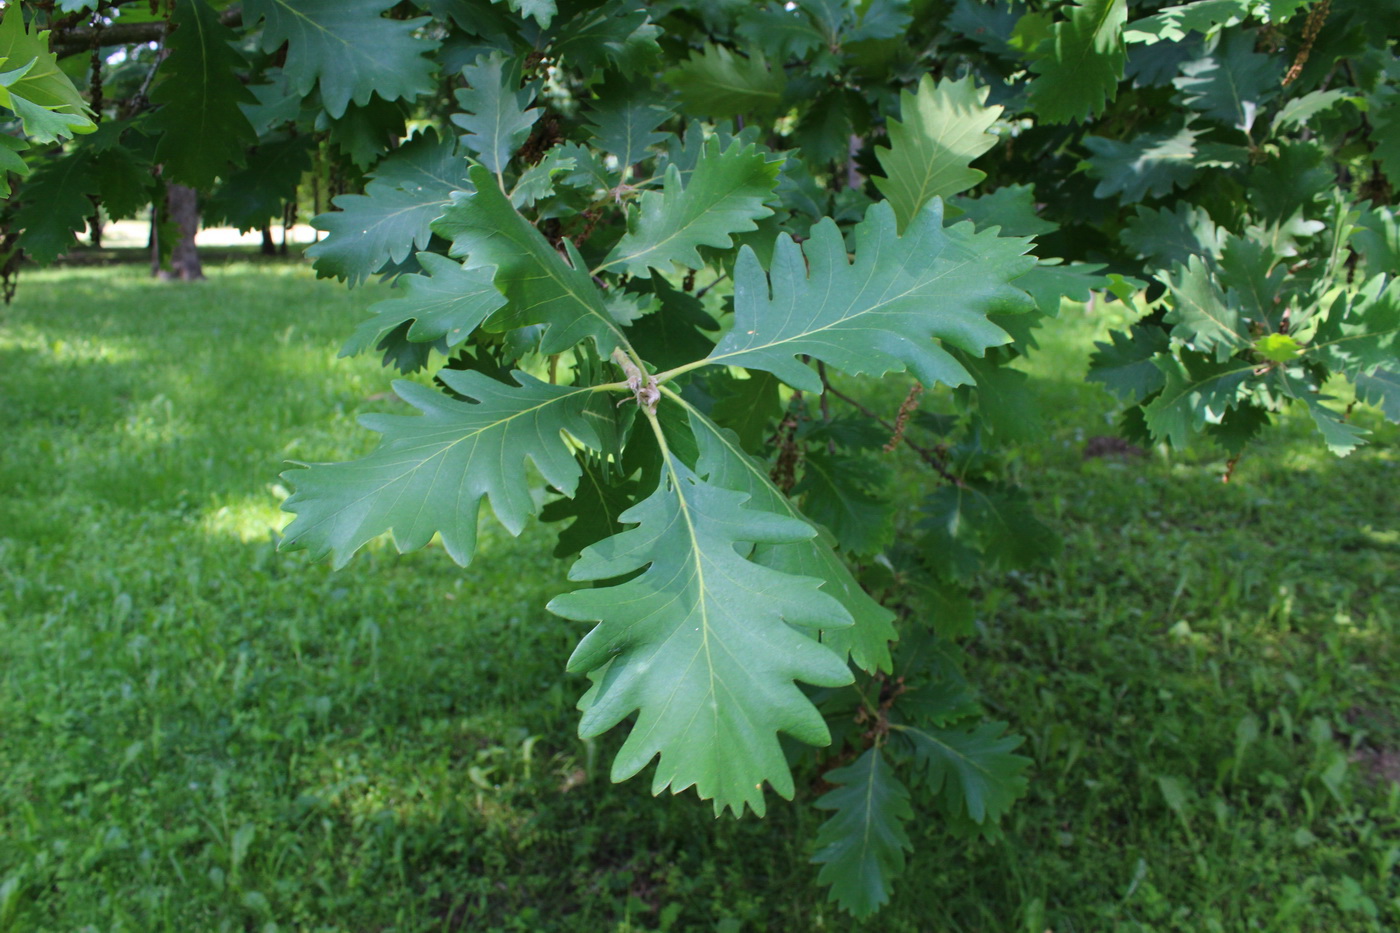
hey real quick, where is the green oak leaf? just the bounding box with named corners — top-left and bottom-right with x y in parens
top-left (328, 96), bottom-right (409, 169)
top-left (1121, 202), bottom-right (1225, 268)
top-left (544, 0), bottom-right (661, 75)
top-left (341, 252), bottom-right (507, 359)
top-left (897, 721), bottom-right (1031, 824)
top-left (1368, 83), bottom-right (1400, 212)
top-left (509, 145), bottom-right (577, 208)
top-left (1270, 88), bottom-right (1353, 136)
top-left (793, 452), bottom-right (894, 556)
top-left (1217, 234), bottom-right (1286, 331)
top-left (584, 92), bottom-right (672, 171)
top-left (1173, 31), bottom-right (1282, 132)
top-left (920, 482), bottom-right (1059, 578)
top-left (1083, 123), bottom-right (1201, 202)
top-left (245, 0), bottom-right (438, 119)
top-left (685, 402), bottom-right (897, 675)
top-left (1142, 350), bottom-right (1253, 447)
top-left (1088, 325), bottom-right (1171, 402)
top-left (503, 0), bottom-right (556, 26)
top-left (1025, 0), bottom-right (1127, 124)
top-left (434, 164), bottom-right (629, 355)
top-left (206, 136), bottom-right (314, 232)
top-left (1355, 366), bottom-right (1400, 422)
top-left (452, 52), bottom-right (541, 176)
top-left (955, 353), bottom-right (1041, 441)
top-left (1016, 259), bottom-right (1110, 316)
top-left (946, 0), bottom-right (1025, 59)
top-left (949, 184), bottom-right (1059, 238)
top-left (708, 370), bottom-right (783, 454)
top-left (13, 148), bottom-right (97, 263)
top-left (599, 137), bottom-right (781, 277)
top-left (663, 43), bottom-right (786, 120)
top-left (1274, 370), bottom-right (1367, 455)
top-left (1351, 203), bottom-right (1400, 280)
top-left (141, 0), bottom-right (257, 188)
top-left (1308, 275), bottom-right (1400, 376)
top-left (812, 748), bottom-right (913, 918)
top-left (0, 9), bottom-right (95, 144)
top-left (873, 74), bottom-right (1003, 232)
top-left (308, 130), bottom-right (472, 286)
top-left (736, 4), bottom-right (824, 60)
top-left (279, 370), bottom-right (601, 568)
top-left (548, 455), bottom-right (854, 817)
top-left (1124, 0), bottom-right (1252, 43)
top-left (703, 198), bottom-right (1034, 393)
top-left (539, 453), bottom-right (644, 557)
top-left (1163, 255), bottom-right (1251, 361)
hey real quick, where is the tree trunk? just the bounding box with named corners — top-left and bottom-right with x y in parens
top-left (260, 224), bottom-right (276, 256)
top-left (166, 183), bottom-right (204, 281)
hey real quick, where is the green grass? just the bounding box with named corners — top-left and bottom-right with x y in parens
top-left (1, 264), bottom-right (1397, 932)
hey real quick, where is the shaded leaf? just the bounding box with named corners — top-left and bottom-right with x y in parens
top-left (1142, 350), bottom-right (1253, 447)
top-left (1083, 123), bottom-right (1201, 202)
top-left (663, 44), bottom-right (786, 120)
top-left (1162, 255), bottom-right (1251, 361)
top-left (146, 0), bottom-right (257, 188)
top-left (1173, 31), bottom-right (1282, 131)
top-left (898, 721), bottom-right (1030, 824)
top-left (1088, 325), bottom-right (1171, 402)
top-left (308, 130), bottom-right (472, 286)
top-left (1025, 0), bottom-right (1128, 124)
top-left (812, 749), bottom-right (913, 919)
top-left (793, 451), bottom-right (894, 556)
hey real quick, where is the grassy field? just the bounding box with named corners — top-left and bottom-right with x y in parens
top-left (1, 261), bottom-right (1397, 932)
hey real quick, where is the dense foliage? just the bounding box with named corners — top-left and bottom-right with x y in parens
top-left (4, 0), bottom-right (1397, 916)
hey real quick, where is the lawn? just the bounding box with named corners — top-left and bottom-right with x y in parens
top-left (1, 262), bottom-right (1397, 932)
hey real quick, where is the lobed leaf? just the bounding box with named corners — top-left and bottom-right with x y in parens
top-left (279, 371), bottom-right (600, 569)
top-left (599, 137), bottom-right (781, 277)
top-left (685, 402), bottom-right (897, 675)
top-left (245, 0), bottom-right (438, 119)
top-left (0, 9), bottom-right (95, 145)
top-left (340, 251), bottom-right (507, 359)
top-left (898, 721), bottom-right (1031, 824)
top-left (146, 0), bottom-right (257, 189)
top-left (1142, 350), bottom-right (1253, 448)
top-left (434, 164), bottom-right (629, 355)
top-left (812, 748), bottom-right (914, 918)
top-left (704, 198), bottom-right (1034, 393)
top-left (663, 44), bottom-right (785, 120)
top-left (308, 131), bottom-right (472, 286)
top-left (452, 53), bottom-right (541, 176)
top-left (549, 453), bottom-right (854, 817)
top-left (872, 75), bottom-right (1003, 233)
top-left (1025, 0), bottom-right (1128, 124)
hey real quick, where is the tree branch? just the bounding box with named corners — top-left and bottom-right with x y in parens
top-left (51, 5), bottom-right (243, 59)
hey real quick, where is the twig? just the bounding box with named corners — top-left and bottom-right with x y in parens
top-left (820, 379), bottom-right (961, 485)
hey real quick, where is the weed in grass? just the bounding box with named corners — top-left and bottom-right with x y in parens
top-left (1, 266), bottom-right (1396, 932)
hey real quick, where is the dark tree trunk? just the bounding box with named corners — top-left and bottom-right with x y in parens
top-left (88, 198), bottom-right (103, 248)
top-left (166, 183), bottom-right (204, 281)
top-left (149, 199), bottom-right (162, 278)
top-left (260, 224), bottom-right (276, 255)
